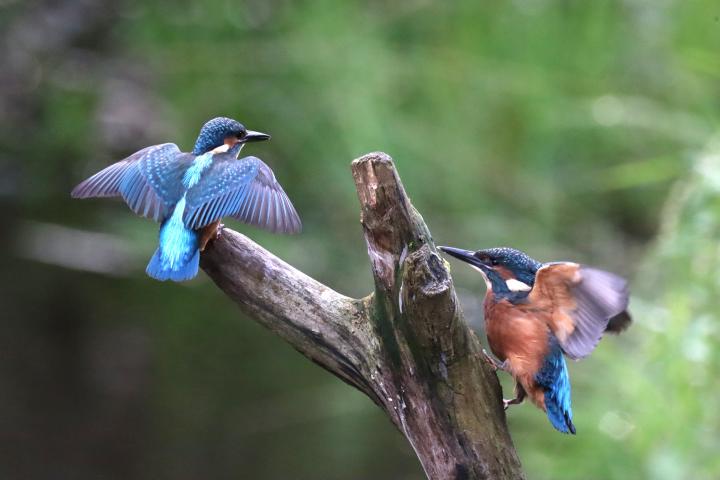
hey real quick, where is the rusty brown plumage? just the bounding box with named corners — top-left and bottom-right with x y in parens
top-left (485, 296), bottom-right (551, 411)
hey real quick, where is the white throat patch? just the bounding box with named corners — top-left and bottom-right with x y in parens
top-left (505, 278), bottom-right (531, 292)
top-left (470, 265), bottom-right (492, 290)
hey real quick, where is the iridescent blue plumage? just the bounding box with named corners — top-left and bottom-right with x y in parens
top-left (192, 117), bottom-right (243, 155)
top-left (72, 117), bottom-right (301, 282)
top-left (535, 335), bottom-right (575, 434)
top-left (147, 196), bottom-right (200, 282)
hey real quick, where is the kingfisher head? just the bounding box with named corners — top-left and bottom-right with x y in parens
top-left (439, 246), bottom-right (542, 297)
top-left (192, 117), bottom-right (270, 155)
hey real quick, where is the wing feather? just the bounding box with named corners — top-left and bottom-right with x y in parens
top-left (71, 143), bottom-right (190, 222)
top-left (529, 263), bottom-right (630, 360)
top-left (71, 145), bottom-right (158, 199)
top-left (184, 155), bottom-right (301, 234)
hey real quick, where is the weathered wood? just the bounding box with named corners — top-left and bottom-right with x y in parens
top-left (200, 231), bottom-right (381, 403)
top-left (201, 152), bottom-right (525, 480)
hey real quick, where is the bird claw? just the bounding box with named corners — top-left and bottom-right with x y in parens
top-left (200, 221), bottom-right (224, 252)
top-left (482, 348), bottom-right (501, 371)
top-left (503, 396), bottom-right (524, 410)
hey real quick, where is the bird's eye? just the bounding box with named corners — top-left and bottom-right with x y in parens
top-left (490, 258), bottom-right (499, 266)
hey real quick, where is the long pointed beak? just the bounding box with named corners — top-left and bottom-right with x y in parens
top-left (241, 130), bottom-right (271, 143)
top-left (438, 246), bottom-right (488, 270)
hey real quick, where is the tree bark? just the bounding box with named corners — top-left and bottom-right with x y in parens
top-left (200, 152), bottom-right (525, 480)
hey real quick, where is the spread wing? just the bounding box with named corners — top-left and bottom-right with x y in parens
top-left (183, 155), bottom-right (301, 234)
top-left (528, 262), bottom-right (630, 360)
top-left (71, 143), bottom-right (192, 221)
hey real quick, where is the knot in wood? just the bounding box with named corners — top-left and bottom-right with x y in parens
top-left (403, 245), bottom-right (452, 300)
top-left (401, 245), bottom-right (458, 350)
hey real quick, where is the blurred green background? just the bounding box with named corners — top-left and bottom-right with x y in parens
top-left (1, 0), bottom-right (719, 479)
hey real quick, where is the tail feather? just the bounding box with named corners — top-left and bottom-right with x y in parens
top-left (146, 203), bottom-right (201, 282)
top-left (146, 246), bottom-right (199, 282)
top-left (537, 335), bottom-right (576, 434)
top-left (545, 387), bottom-right (576, 434)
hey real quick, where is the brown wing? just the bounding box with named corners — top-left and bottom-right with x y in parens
top-left (528, 262), bottom-right (630, 360)
top-left (607, 311), bottom-right (632, 333)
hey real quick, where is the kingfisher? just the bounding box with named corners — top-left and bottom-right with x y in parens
top-left (72, 117), bottom-right (301, 282)
top-left (439, 246), bottom-right (631, 434)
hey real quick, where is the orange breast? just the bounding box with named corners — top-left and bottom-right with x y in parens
top-left (484, 298), bottom-right (551, 409)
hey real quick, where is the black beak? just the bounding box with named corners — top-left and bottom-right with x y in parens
top-left (241, 130), bottom-right (271, 143)
top-left (438, 246), bottom-right (489, 271)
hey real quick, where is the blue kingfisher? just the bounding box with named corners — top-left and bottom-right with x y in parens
top-left (72, 117), bottom-right (301, 282)
top-left (439, 246), bottom-right (631, 434)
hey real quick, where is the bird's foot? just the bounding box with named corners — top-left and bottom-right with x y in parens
top-left (482, 349), bottom-right (505, 371)
top-left (503, 383), bottom-right (526, 410)
top-left (503, 397), bottom-right (523, 410)
top-left (199, 221), bottom-right (224, 252)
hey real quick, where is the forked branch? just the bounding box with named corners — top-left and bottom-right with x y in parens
top-left (201, 152), bottom-right (525, 480)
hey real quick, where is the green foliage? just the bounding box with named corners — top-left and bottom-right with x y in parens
top-left (4, 0), bottom-right (720, 478)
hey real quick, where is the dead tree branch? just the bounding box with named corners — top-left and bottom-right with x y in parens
top-left (200, 152), bottom-right (525, 480)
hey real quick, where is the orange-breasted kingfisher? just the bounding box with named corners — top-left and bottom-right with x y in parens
top-left (439, 246), bottom-right (631, 434)
top-left (72, 117), bottom-right (301, 282)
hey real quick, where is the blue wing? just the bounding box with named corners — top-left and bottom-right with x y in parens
top-left (71, 143), bottom-right (193, 222)
top-left (183, 155), bottom-right (301, 234)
